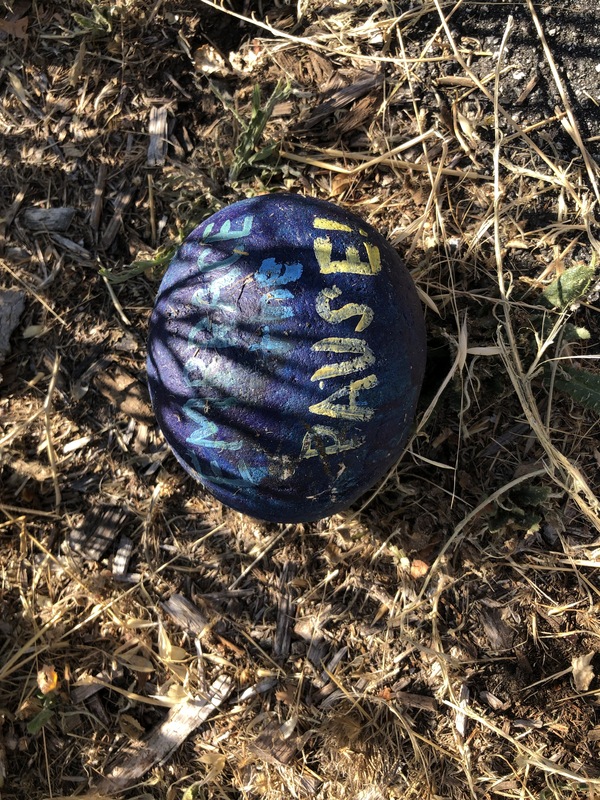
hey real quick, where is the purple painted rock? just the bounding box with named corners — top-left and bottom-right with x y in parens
top-left (147, 194), bottom-right (426, 523)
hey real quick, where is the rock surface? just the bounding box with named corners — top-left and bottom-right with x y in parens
top-left (147, 194), bottom-right (426, 522)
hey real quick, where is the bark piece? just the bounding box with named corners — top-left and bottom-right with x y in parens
top-left (96, 674), bottom-right (232, 793)
top-left (112, 534), bottom-right (134, 578)
top-left (21, 207), bottom-right (75, 232)
top-left (147, 105), bottom-right (169, 166)
top-left (0, 289), bottom-right (25, 371)
top-left (68, 504), bottom-right (129, 561)
top-left (161, 594), bottom-right (211, 638)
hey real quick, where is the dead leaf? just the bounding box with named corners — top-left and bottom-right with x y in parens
top-left (198, 752), bottom-right (226, 782)
top-left (117, 652), bottom-right (154, 674)
top-left (119, 714), bottom-right (145, 740)
top-left (22, 324), bottom-right (45, 339)
top-left (572, 652), bottom-right (595, 691)
top-left (0, 16), bottom-right (28, 39)
top-left (410, 559), bottom-right (429, 579)
top-left (37, 664), bottom-right (59, 695)
top-left (194, 44), bottom-right (229, 76)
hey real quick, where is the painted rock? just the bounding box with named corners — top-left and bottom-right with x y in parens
top-left (147, 194), bottom-right (426, 523)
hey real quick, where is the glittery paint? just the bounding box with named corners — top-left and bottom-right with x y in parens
top-left (147, 194), bottom-right (426, 522)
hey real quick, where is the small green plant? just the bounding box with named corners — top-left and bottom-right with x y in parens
top-left (488, 482), bottom-right (553, 533)
top-left (211, 79), bottom-right (290, 183)
top-left (542, 260), bottom-right (596, 310)
top-left (550, 363), bottom-right (600, 413)
top-left (72, 3), bottom-right (113, 36)
top-left (100, 244), bottom-right (177, 284)
top-left (26, 664), bottom-right (59, 735)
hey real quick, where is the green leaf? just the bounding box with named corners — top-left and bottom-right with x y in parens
top-left (551, 364), bottom-right (600, 412)
top-left (27, 707), bottom-right (55, 735)
top-left (542, 263), bottom-right (595, 309)
top-left (72, 5), bottom-right (112, 35)
top-left (229, 79), bottom-right (289, 182)
top-left (181, 783), bottom-right (206, 800)
top-left (563, 323), bottom-right (591, 342)
top-left (100, 246), bottom-right (176, 284)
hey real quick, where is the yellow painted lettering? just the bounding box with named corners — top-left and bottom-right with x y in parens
top-left (313, 217), bottom-right (352, 232)
top-left (315, 285), bottom-right (374, 332)
top-left (310, 338), bottom-right (375, 382)
top-left (300, 425), bottom-right (364, 459)
top-left (309, 374), bottom-right (378, 421)
top-left (313, 236), bottom-right (381, 276)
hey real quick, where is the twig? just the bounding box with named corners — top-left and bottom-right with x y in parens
top-left (281, 147), bottom-right (487, 181)
top-left (43, 353), bottom-right (61, 509)
top-left (101, 272), bottom-right (131, 326)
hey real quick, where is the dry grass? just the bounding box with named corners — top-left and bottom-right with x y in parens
top-left (1, 0), bottom-right (600, 798)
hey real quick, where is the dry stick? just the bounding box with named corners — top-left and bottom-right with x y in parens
top-left (281, 148), bottom-right (486, 181)
top-left (500, 342), bottom-right (600, 533)
top-left (0, 608), bottom-right (64, 682)
top-left (96, 674), bottom-right (233, 793)
top-left (43, 353), bottom-right (61, 509)
top-left (147, 173), bottom-right (157, 246)
top-left (525, 0), bottom-right (600, 209)
top-left (101, 272), bottom-right (131, 326)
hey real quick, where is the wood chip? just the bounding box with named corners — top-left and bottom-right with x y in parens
top-left (101, 186), bottom-right (134, 249)
top-left (112, 534), bottom-right (134, 578)
top-left (480, 690), bottom-right (510, 711)
top-left (50, 233), bottom-right (92, 259)
top-left (95, 674), bottom-right (232, 793)
top-left (161, 594), bottom-right (211, 637)
top-left (90, 163), bottom-right (107, 233)
top-left (68, 504), bottom-right (129, 561)
top-left (21, 207), bottom-right (75, 232)
top-left (0, 289), bottom-right (25, 373)
top-left (394, 691), bottom-right (437, 712)
top-left (147, 105), bottom-right (169, 166)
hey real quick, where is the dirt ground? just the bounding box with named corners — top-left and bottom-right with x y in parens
top-left (1, 1), bottom-right (600, 799)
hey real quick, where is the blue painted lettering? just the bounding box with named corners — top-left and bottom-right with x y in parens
top-left (183, 399), bottom-right (242, 450)
top-left (255, 257), bottom-right (302, 287)
top-left (202, 215), bottom-right (254, 243)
